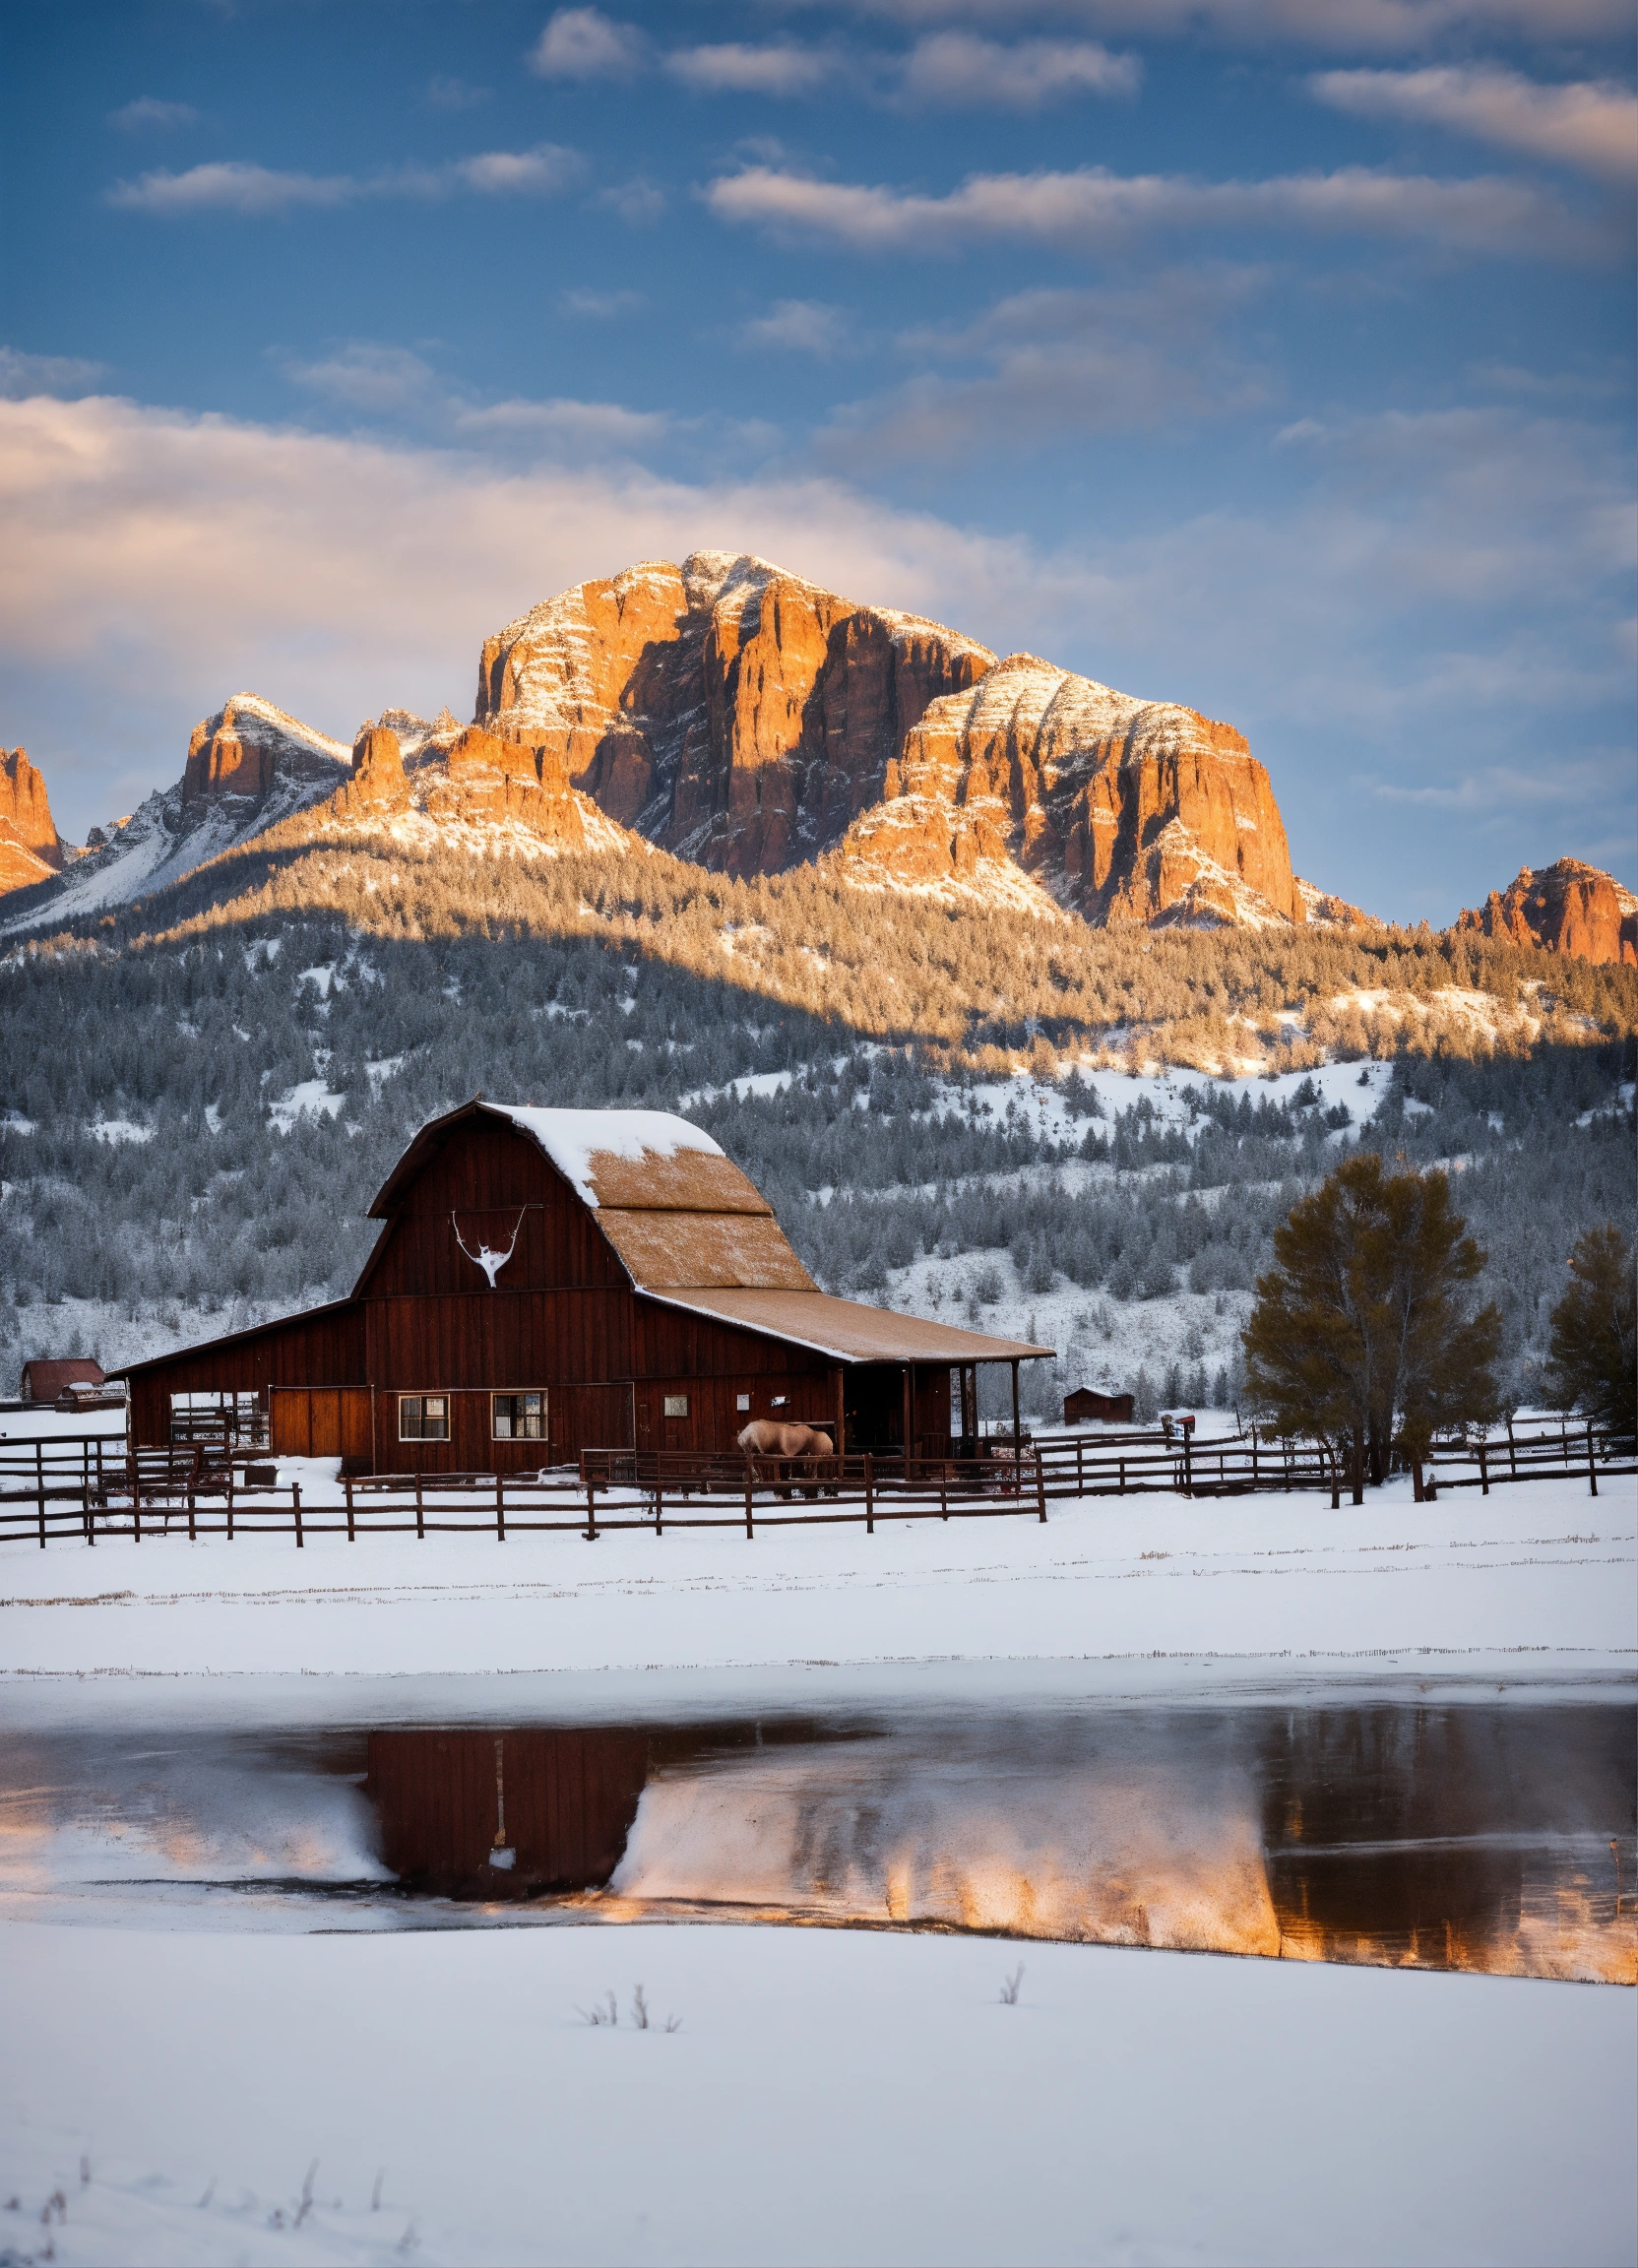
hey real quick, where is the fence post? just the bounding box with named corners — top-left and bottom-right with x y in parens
top-left (35, 1443), bottom-right (46, 1549)
top-left (292, 1483), bottom-right (304, 1549)
top-left (1036, 1449), bottom-right (1046, 1524)
top-left (1506, 1415), bottom-right (1517, 1480)
top-left (655, 1470), bottom-right (663, 1538)
top-left (586, 1475), bottom-right (598, 1543)
top-left (1118, 1456), bottom-right (1125, 1496)
top-left (744, 1460), bottom-right (754, 1543)
top-left (227, 1469), bottom-right (235, 1542)
top-left (415, 1475), bottom-right (424, 1541)
top-left (865, 1453), bottom-right (874, 1535)
top-left (187, 1480), bottom-right (197, 1542)
top-left (1251, 1427), bottom-right (1259, 1486)
top-left (1479, 1442), bottom-right (1488, 1497)
top-left (346, 1474), bottom-right (354, 1544)
top-left (1587, 1423), bottom-right (1599, 1499)
top-left (496, 1473), bottom-right (505, 1544)
top-left (1077, 1437), bottom-right (1084, 1496)
top-left (1183, 1432), bottom-right (1192, 1498)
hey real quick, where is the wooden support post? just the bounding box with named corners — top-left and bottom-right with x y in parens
top-left (744, 1460), bottom-right (754, 1542)
top-left (1479, 1442), bottom-right (1488, 1497)
top-left (187, 1483), bottom-right (197, 1542)
top-left (586, 1479), bottom-right (598, 1543)
top-left (1118, 1456), bottom-right (1125, 1496)
top-left (345, 1475), bottom-right (354, 1543)
top-left (835, 1367), bottom-right (846, 1460)
top-left (1010, 1360), bottom-right (1021, 1474)
top-left (1077, 1437), bottom-right (1084, 1496)
top-left (1587, 1423), bottom-right (1599, 1498)
top-left (1036, 1448), bottom-right (1046, 1524)
top-left (940, 1464), bottom-right (948, 1521)
top-left (1252, 1426), bottom-right (1259, 1486)
top-left (35, 1443), bottom-right (45, 1549)
top-left (415, 1475), bottom-right (424, 1541)
top-left (1506, 1415), bottom-right (1517, 1480)
top-left (227, 1471), bottom-right (235, 1542)
top-left (496, 1473), bottom-right (506, 1543)
top-left (655, 1470), bottom-right (663, 1537)
top-left (1182, 1431), bottom-right (1192, 1499)
top-left (865, 1452), bottom-right (874, 1534)
top-left (902, 1365), bottom-right (913, 1483)
top-left (292, 1483), bottom-right (304, 1549)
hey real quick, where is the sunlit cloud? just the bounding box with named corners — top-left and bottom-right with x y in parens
top-left (107, 95), bottom-right (200, 132)
top-left (739, 299), bottom-right (855, 355)
top-left (705, 160), bottom-right (1607, 261)
top-left (105, 147), bottom-right (582, 217)
top-left (1311, 66), bottom-right (1638, 185)
top-left (528, 7), bottom-right (646, 80)
top-left (665, 43), bottom-right (839, 96)
top-left (809, 0), bottom-right (1631, 53)
top-left (0, 346), bottom-right (108, 398)
top-left (900, 32), bottom-right (1140, 108)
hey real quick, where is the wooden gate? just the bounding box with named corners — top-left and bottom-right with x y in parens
top-left (269, 1386), bottom-right (375, 1469)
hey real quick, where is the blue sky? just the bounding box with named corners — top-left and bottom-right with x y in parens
top-left (2, 0), bottom-right (1633, 920)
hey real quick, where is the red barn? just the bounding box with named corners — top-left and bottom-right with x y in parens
top-left (115, 1101), bottom-right (1048, 1473)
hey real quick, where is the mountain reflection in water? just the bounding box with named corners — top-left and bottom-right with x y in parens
top-left (360, 1704), bottom-right (1634, 1983)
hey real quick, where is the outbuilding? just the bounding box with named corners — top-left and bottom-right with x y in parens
top-left (115, 1102), bottom-right (1050, 1474)
top-left (20, 1357), bottom-right (108, 1405)
top-left (1063, 1387), bottom-right (1135, 1425)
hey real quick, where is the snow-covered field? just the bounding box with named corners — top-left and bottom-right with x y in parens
top-left (4, 1917), bottom-right (1632, 2268)
top-left (4, 1473), bottom-right (1632, 2267)
top-left (4, 1468), bottom-right (1630, 1685)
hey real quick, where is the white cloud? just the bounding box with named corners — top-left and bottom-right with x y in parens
top-left (812, 0), bottom-right (1631, 53)
top-left (108, 96), bottom-right (200, 132)
top-left (1311, 66), bottom-right (1638, 185)
top-left (426, 76), bottom-right (491, 111)
top-left (104, 147), bottom-right (582, 217)
top-left (594, 177), bottom-right (667, 224)
top-left (452, 398), bottom-right (671, 453)
top-left (283, 345), bottom-right (444, 412)
top-left (561, 286), bottom-right (646, 316)
top-left (665, 43), bottom-right (838, 96)
top-left (706, 159), bottom-right (1607, 261)
top-left (0, 346), bottom-right (107, 398)
top-left (739, 299), bottom-right (853, 354)
top-left (900, 33), bottom-right (1140, 108)
top-left (834, 271), bottom-right (1269, 456)
top-left (529, 8), bottom-right (645, 80)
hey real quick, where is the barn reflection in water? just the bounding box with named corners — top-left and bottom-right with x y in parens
top-left (357, 1704), bottom-right (1635, 1981)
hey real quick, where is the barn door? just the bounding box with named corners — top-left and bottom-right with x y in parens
top-left (270, 1387), bottom-right (374, 1466)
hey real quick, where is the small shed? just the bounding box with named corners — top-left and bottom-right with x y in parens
top-left (1064, 1386), bottom-right (1134, 1425)
top-left (20, 1357), bottom-right (106, 1404)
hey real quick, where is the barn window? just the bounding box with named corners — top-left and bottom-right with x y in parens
top-left (399, 1394), bottom-right (449, 1441)
top-left (735, 1394), bottom-right (750, 1412)
top-left (492, 1392), bottom-right (545, 1440)
top-left (662, 1395), bottom-right (689, 1418)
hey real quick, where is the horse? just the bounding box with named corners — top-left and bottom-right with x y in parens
top-left (736, 1419), bottom-right (835, 1500)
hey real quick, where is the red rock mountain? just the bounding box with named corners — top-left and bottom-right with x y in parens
top-left (0, 747), bottom-right (64, 892)
top-left (476, 550), bottom-right (1305, 926)
top-left (1456, 859), bottom-right (1638, 967)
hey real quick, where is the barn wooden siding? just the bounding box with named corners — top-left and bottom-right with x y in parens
top-left (365, 1729), bottom-right (652, 1898)
top-left (126, 1302), bottom-right (366, 1457)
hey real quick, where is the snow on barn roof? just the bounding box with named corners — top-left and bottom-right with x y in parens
top-left (489, 1105), bottom-right (761, 1214)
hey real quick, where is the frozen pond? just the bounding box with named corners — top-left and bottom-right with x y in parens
top-left (3, 1679), bottom-right (1631, 1983)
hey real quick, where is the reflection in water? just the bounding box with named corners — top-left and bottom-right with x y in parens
top-left (3, 1700), bottom-right (1631, 1981)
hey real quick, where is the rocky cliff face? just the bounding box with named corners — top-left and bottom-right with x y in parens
top-left (1457, 859), bottom-right (1638, 967)
top-left (475, 553), bottom-right (1304, 925)
top-left (475, 551), bottom-right (993, 877)
top-left (1, 748), bottom-right (64, 874)
top-left (825, 652), bottom-right (1302, 926)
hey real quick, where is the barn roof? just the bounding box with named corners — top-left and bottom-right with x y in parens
top-left (21, 1356), bottom-right (106, 1399)
top-left (641, 1288), bottom-right (1045, 1365)
top-left (368, 1101), bottom-right (765, 1219)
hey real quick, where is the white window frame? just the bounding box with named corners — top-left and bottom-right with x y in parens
top-left (662, 1394), bottom-right (689, 1418)
top-left (399, 1393), bottom-right (450, 1442)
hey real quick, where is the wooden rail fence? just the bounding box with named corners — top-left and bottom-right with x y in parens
top-left (1, 1424), bottom-right (1631, 1549)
